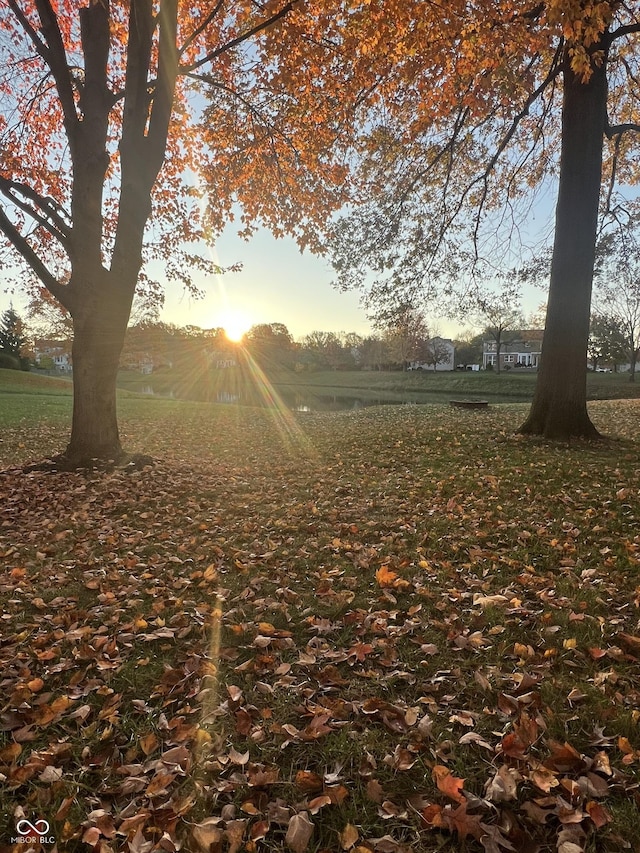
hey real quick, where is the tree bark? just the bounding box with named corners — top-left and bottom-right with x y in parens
top-left (63, 275), bottom-right (133, 466)
top-left (519, 42), bottom-right (608, 439)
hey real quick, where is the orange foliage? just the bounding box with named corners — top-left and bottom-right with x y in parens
top-left (0, 0), bottom-right (632, 304)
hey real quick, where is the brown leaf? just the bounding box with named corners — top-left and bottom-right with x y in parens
top-left (191, 819), bottom-right (224, 853)
top-left (326, 784), bottom-right (350, 805)
top-left (544, 740), bottom-right (585, 773)
top-left (228, 746), bottom-right (250, 765)
top-left (139, 732), bottom-right (159, 755)
top-left (295, 769), bottom-right (324, 793)
top-left (485, 765), bottom-right (521, 802)
top-left (441, 802), bottom-right (484, 841)
top-left (586, 800), bottom-right (611, 829)
top-left (366, 778), bottom-right (384, 803)
top-left (286, 811), bottom-right (314, 853)
top-left (421, 803), bottom-right (445, 828)
top-left (340, 823), bottom-right (360, 850)
top-left (308, 794), bottom-right (332, 814)
top-left (0, 742), bottom-right (21, 762)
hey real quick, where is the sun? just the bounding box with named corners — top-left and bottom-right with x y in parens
top-left (219, 309), bottom-right (251, 343)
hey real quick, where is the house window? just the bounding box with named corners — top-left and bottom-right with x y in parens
top-left (503, 354), bottom-right (515, 363)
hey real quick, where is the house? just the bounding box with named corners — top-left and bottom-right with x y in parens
top-left (207, 350), bottom-right (237, 369)
top-left (409, 336), bottom-right (456, 371)
top-left (482, 330), bottom-right (543, 370)
top-left (34, 339), bottom-right (72, 372)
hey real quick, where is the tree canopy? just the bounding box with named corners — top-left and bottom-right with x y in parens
top-left (0, 0), bottom-right (353, 464)
top-left (320, 1), bottom-right (640, 437)
top-left (3, 1), bottom-right (640, 455)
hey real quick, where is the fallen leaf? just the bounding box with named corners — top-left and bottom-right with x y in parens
top-left (191, 819), bottom-right (224, 852)
top-left (286, 811), bottom-right (314, 853)
top-left (432, 765), bottom-right (465, 804)
top-left (340, 823), bottom-right (360, 850)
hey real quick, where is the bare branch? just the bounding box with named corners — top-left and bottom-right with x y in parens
top-left (603, 133), bottom-right (621, 220)
top-left (605, 121), bottom-right (640, 136)
top-left (469, 46), bottom-right (563, 253)
top-left (608, 21), bottom-right (640, 42)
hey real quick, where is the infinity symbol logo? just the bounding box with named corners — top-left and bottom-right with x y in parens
top-left (16, 819), bottom-right (50, 836)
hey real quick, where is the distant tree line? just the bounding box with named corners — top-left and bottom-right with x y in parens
top-left (117, 317), bottom-right (476, 374)
top-left (7, 303), bottom-right (637, 380)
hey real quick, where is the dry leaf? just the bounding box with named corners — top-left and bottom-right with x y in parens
top-left (340, 823), bottom-right (360, 850)
top-left (286, 811), bottom-right (314, 853)
top-left (432, 765), bottom-right (465, 803)
top-left (191, 819), bottom-right (224, 852)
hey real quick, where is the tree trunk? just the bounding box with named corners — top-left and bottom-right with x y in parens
top-left (519, 43), bottom-right (608, 439)
top-left (63, 284), bottom-right (133, 466)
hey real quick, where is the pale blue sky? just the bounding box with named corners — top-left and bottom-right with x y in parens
top-left (0, 226), bottom-right (376, 342)
top-left (160, 225), bottom-right (374, 339)
top-left (1, 221), bottom-right (544, 342)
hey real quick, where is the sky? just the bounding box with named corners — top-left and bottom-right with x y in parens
top-left (1, 220), bottom-right (543, 343)
top-left (0, 225), bottom-right (377, 343)
top-left (158, 224), bottom-right (374, 340)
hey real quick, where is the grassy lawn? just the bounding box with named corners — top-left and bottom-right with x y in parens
top-left (0, 370), bottom-right (73, 429)
top-left (1, 375), bottom-right (640, 852)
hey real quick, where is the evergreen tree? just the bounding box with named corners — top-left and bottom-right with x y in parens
top-left (0, 307), bottom-right (27, 357)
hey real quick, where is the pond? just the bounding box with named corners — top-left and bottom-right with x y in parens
top-left (137, 382), bottom-right (523, 411)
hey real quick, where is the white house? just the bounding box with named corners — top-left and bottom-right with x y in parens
top-left (482, 330), bottom-right (543, 370)
top-left (34, 339), bottom-right (72, 372)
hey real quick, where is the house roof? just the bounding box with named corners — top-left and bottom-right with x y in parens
top-left (519, 329), bottom-right (544, 343)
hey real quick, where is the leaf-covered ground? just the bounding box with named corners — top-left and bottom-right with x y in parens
top-left (1, 399), bottom-right (640, 853)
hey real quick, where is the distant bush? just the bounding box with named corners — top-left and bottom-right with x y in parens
top-left (0, 352), bottom-right (20, 370)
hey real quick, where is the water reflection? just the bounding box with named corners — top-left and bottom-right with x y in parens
top-left (139, 382), bottom-right (503, 411)
top-left (134, 369), bottom-right (520, 411)
top-left (287, 393), bottom-right (408, 412)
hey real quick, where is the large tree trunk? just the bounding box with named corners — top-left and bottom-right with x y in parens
top-left (63, 278), bottom-right (133, 466)
top-left (519, 42), bottom-right (608, 440)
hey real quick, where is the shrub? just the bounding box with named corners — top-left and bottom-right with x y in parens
top-left (0, 352), bottom-right (20, 370)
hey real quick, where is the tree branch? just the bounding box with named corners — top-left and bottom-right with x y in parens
top-left (180, 1), bottom-right (297, 74)
top-left (32, 0), bottom-right (80, 145)
top-left (608, 21), bottom-right (640, 42)
top-left (0, 177), bottom-right (71, 248)
top-left (6, 0), bottom-right (48, 55)
top-left (469, 47), bottom-right (563, 252)
top-left (147, 0), bottom-right (178, 173)
top-left (121, 0), bottom-right (154, 146)
top-left (178, 0), bottom-right (225, 59)
top-left (0, 206), bottom-right (69, 307)
top-left (605, 121), bottom-right (640, 137)
top-left (79, 0), bottom-right (112, 119)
